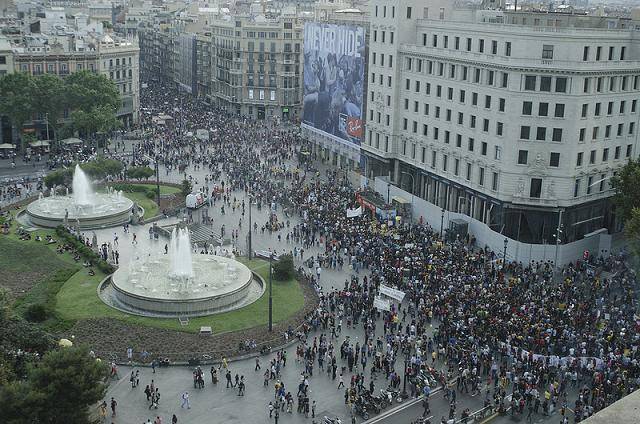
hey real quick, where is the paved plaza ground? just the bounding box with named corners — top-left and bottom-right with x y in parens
top-left (80, 148), bottom-right (569, 424)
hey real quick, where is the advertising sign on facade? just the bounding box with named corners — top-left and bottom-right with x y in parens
top-left (302, 22), bottom-right (365, 146)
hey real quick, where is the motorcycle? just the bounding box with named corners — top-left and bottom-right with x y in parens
top-left (363, 392), bottom-right (386, 411)
top-left (354, 399), bottom-right (369, 420)
top-left (381, 387), bottom-right (403, 404)
top-left (323, 417), bottom-right (342, 424)
top-left (360, 396), bottom-right (381, 415)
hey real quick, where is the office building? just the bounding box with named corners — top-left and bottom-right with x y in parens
top-left (363, 0), bottom-right (640, 256)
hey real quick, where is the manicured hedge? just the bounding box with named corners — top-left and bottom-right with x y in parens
top-left (54, 226), bottom-right (115, 274)
top-left (110, 183), bottom-right (158, 200)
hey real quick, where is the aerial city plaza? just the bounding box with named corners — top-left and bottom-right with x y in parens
top-left (0, 0), bottom-right (639, 423)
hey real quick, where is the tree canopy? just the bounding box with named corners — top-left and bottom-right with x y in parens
top-left (0, 346), bottom-right (108, 424)
top-left (0, 73), bottom-right (37, 142)
top-left (43, 157), bottom-right (124, 188)
top-left (0, 70), bottom-right (121, 147)
top-left (611, 158), bottom-right (640, 256)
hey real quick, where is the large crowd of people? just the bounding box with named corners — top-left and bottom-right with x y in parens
top-left (125, 83), bottom-right (640, 423)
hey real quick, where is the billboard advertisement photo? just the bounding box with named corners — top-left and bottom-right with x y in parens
top-left (303, 23), bottom-right (365, 146)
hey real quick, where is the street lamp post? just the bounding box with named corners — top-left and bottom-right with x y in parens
top-left (387, 182), bottom-right (390, 204)
top-left (402, 355), bottom-right (409, 398)
top-left (45, 113), bottom-right (50, 144)
top-left (400, 172), bottom-right (416, 230)
top-left (247, 197), bottom-right (253, 260)
top-left (554, 209), bottom-right (564, 269)
top-left (503, 238), bottom-right (508, 266)
top-left (155, 155), bottom-right (160, 208)
top-left (268, 252), bottom-right (273, 332)
top-left (440, 208), bottom-right (445, 239)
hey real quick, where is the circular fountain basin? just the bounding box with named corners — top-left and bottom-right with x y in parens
top-left (109, 255), bottom-right (263, 317)
top-left (26, 193), bottom-right (134, 229)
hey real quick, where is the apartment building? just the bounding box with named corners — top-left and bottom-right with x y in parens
top-left (3, 33), bottom-right (139, 127)
top-left (203, 14), bottom-right (304, 121)
top-left (363, 0), bottom-right (640, 247)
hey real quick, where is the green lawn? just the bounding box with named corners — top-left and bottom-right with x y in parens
top-left (124, 183), bottom-right (181, 196)
top-left (3, 207), bottom-right (304, 335)
top-left (103, 183), bottom-right (180, 219)
top-left (120, 191), bottom-right (158, 219)
top-left (55, 258), bottom-right (305, 334)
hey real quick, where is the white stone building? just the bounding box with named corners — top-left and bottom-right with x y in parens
top-left (363, 0), bottom-right (640, 259)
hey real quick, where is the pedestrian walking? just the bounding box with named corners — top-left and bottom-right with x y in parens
top-left (181, 391), bottom-right (190, 409)
top-left (110, 397), bottom-right (117, 416)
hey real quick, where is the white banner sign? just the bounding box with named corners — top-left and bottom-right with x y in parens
top-left (373, 296), bottom-right (391, 311)
top-left (346, 206), bottom-right (363, 218)
top-left (379, 284), bottom-right (405, 302)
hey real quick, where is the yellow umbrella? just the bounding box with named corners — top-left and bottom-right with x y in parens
top-left (58, 338), bottom-right (73, 347)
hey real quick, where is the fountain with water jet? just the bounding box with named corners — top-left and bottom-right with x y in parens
top-left (104, 227), bottom-right (264, 317)
top-left (26, 164), bottom-right (134, 229)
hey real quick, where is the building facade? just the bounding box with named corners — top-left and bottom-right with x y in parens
top-left (300, 1), bottom-right (370, 171)
top-left (1, 33), bottom-right (140, 131)
top-left (203, 15), bottom-right (304, 121)
top-left (363, 0), bottom-right (640, 246)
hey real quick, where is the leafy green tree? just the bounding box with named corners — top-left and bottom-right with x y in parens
top-left (624, 208), bottom-right (640, 258)
top-left (0, 346), bottom-right (108, 424)
top-left (33, 73), bottom-right (66, 141)
top-left (611, 158), bottom-right (640, 222)
top-left (126, 166), bottom-right (154, 180)
top-left (273, 253), bottom-right (294, 281)
top-left (69, 105), bottom-right (121, 139)
top-left (44, 168), bottom-right (73, 188)
top-left (80, 157), bottom-right (123, 179)
top-left (0, 73), bottom-right (36, 150)
top-left (64, 71), bottom-right (120, 112)
top-left (181, 179), bottom-right (193, 197)
top-left (611, 159), bottom-right (640, 258)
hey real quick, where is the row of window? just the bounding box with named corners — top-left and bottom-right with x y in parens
top-left (579, 100), bottom-right (637, 118)
top-left (400, 140), bottom-right (500, 189)
top-left (401, 112), bottom-right (504, 138)
top-left (246, 42), bottom-right (300, 53)
top-left (517, 145), bottom-right (633, 168)
top-left (372, 30), bottom-right (394, 45)
top-left (106, 57), bottom-right (133, 68)
top-left (519, 126), bottom-right (563, 142)
top-left (522, 101), bottom-right (565, 118)
top-left (371, 52), bottom-right (393, 68)
top-left (575, 174), bottom-right (615, 198)
top-left (582, 75), bottom-right (640, 94)
top-left (420, 33), bottom-right (512, 57)
top-left (577, 123), bottom-right (635, 142)
top-left (518, 122), bottom-right (635, 143)
top-left (582, 45), bottom-right (627, 62)
top-left (404, 58), bottom-right (509, 89)
top-left (575, 145), bottom-right (633, 166)
top-left (109, 69), bottom-right (133, 80)
top-left (21, 62), bottom-right (92, 74)
top-left (401, 57), bottom-right (640, 96)
top-left (247, 89), bottom-right (277, 101)
top-left (117, 83), bottom-right (133, 95)
top-left (523, 75), bottom-right (567, 93)
top-left (400, 80), bottom-right (508, 110)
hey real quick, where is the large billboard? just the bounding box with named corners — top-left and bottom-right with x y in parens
top-left (302, 22), bottom-right (365, 146)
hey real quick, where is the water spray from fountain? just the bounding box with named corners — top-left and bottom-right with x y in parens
top-left (72, 164), bottom-right (94, 206)
top-left (169, 227), bottom-right (194, 280)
